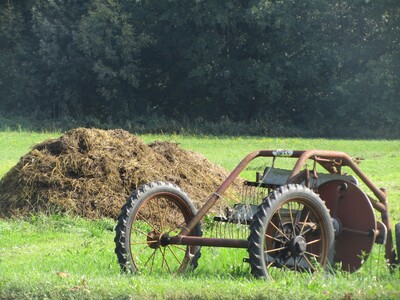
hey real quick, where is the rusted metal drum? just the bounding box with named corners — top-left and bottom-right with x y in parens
top-left (318, 179), bottom-right (376, 272)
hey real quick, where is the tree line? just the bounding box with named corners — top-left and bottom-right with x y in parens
top-left (0, 0), bottom-right (399, 137)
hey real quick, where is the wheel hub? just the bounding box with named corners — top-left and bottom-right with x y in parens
top-left (147, 232), bottom-right (171, 249)
top-left (290, 236), bottom-right (307, 256)
top-left (147, 231), bottom-right (161, 249)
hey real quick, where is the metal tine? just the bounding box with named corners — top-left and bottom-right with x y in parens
top-left (210, 218), bottom-right (215, 238)
top-left (236, 215), bottom-right (241, 239)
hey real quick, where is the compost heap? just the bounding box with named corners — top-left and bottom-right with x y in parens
top-left (0, 128), bottom-right (241, 219)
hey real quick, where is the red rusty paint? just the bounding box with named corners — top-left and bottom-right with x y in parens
top-left (318, 180), bottom-right (376, 272)
top-left (173, 149), bottom-right (396, 267)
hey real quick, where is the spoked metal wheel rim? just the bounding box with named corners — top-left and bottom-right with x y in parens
top-left (264, 199), bottom-right (330, 273)
top-left (128, 192), bottom-right (196, 274)
top-left (248, 185), bottom-right (334, 280)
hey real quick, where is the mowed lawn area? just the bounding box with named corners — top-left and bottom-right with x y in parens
top-left (0, 131), bottom-right (400, 299)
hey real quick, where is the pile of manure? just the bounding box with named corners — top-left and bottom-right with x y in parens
top-left (0, 128), bottom-right (241, 219)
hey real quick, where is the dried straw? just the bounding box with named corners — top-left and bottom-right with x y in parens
top-left (0, 128), bottom-right (240, 219)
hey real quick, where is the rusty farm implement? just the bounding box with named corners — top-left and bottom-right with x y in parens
top-left (114, 149), bottom-right (400, 279)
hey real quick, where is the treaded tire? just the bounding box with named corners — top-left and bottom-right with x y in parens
top-left (248, 184), bottom-right (334, 280)
top-left (114, 181), bottom-right (202, 274)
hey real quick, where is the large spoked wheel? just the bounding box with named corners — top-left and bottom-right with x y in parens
top-left (248, 184), bottom-right (334, 280)
top-left (115, 181), bottom-right (201, 275)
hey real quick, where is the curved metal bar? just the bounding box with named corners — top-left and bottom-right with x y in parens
top-left (287, 150), bottom-right (386, 203)
top-left (179, 150), bottom-right (265, 236)
top-left (179, 149), bottom-right (305, 236)
top-left (176, 149), bottom-right (395, 264)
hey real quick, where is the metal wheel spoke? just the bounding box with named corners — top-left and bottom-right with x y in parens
top-left (143, 248), bottom-right (157, 268)
top-left (167, 245), bottom-right (184, 265)
top-left (306, 238), bottom-right (321, 245)
top-left (150, 248), bottom-right (157, 273)
top-left (137, 211), bottom-right (160, 233)
top-left (302, 254), bottom-right (317, 271)
top-left (157, 199), bottom-right (166, 232)
top-left (288, 202), bottom-right (296, 233)
top-left (277, 209), bottom-right (284, 229)
top-left (167, 221), bottom-right (187, 235)
top-left (132, 244), bottom-right (153, 261)
top-left (293, 256), bottom-right (298, 271)
top-left (304, 251), bottom-right (320, 258)
top-left (299, 211), bottom-right (310, 235)
top-left (300, 222), bottom-right (317, 236)
top-left (161, 247), bottom-right (166, 269)
top-left (265, 233), bottom-right (286, 243)
top-left (164, 256), bottom-right (173, 274)
top-left (265, 246), bottom-right (287, 254)
top-left (132, 225), bottom-right (154, 238)
top-left (298, 255), bottom-right (305, 267)
top-left (161, 247), bottom-right (173, 273)
top-left (267, 253), bottom-right (283, 268)
top-left (270, 221), bottom-right (291, 241)
top-left (294, 212), bottom-right (302, 231)
top-left (281, 257), bottom-right (292, 271)
top-left (131, 240), bottom-right (157, 246)
top-left (170, 244), bottom-right (188, 252)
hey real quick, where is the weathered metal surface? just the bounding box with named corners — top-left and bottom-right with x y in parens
top-left (173, 149), bottom-right (396, 268)
top-left (261, 167), bottom-right (358, 187)
top-left (318, 180), bottom-right (376, 272)
top-left (169, 236), bottom-right (248, 248)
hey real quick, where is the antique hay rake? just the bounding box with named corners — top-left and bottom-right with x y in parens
top-left (114, 149), bottom-right (400, 279)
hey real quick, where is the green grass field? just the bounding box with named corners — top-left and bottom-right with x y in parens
top-left (0, 131), bottom-right (400, 299)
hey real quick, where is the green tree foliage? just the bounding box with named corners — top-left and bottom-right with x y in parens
top-left (330, 0), bottom-right (400, 136)
top-left (29, 0), bottom-right (89, 118)
top-left (0, 0), bottom-right (399, 137)
top-left (77, 0), bottom-right (150, 120)
top-left (0, 1), bottom-right (33, 113)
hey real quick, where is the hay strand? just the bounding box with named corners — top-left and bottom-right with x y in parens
top-left (0, 128), bottom-right (240, 219)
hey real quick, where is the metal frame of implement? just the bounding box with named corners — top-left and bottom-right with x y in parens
top-left (166, 149), bottom-right (397, 268)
